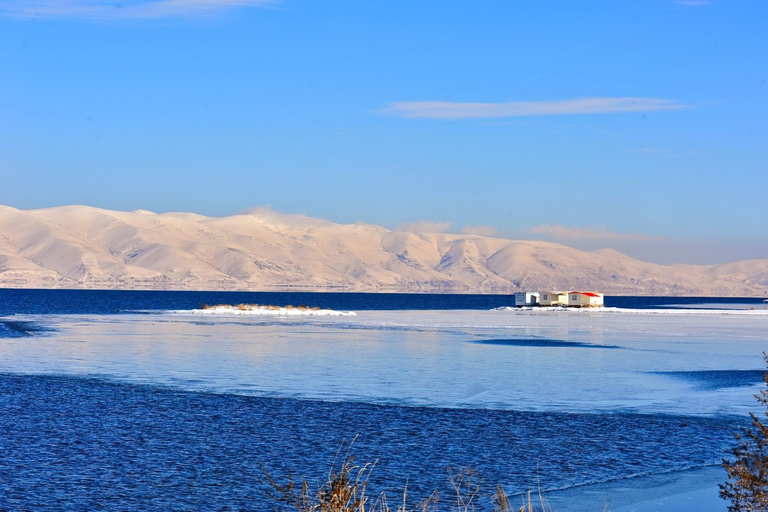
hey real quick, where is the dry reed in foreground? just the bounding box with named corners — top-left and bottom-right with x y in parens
top-left (262, 443), bottom-right (558, 512)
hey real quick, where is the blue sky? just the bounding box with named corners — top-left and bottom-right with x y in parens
top-left (1, 0), bottom-right (766, 264)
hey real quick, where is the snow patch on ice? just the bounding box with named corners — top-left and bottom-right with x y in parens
top-left (175, 306), bottom-right (357, 316)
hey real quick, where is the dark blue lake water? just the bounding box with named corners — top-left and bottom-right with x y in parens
top-left (1, 289), bottom-right (763, 511)
top-left (0, 288), bottom-right (765, 316)
top-left (0, 373), bottom-right (736, 511)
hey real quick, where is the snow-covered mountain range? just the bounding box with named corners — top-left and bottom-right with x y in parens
top-left (1, 205), bottom-right (766, 296)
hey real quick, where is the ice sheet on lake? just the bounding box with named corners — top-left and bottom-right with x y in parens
top-left (1, 308), bottom-right (766, 417)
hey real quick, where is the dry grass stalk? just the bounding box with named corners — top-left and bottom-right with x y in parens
top-left (263, 444), bottom-right (559, 512)
top-left (492, 486), bottom-right (511, 512)
top-left (448, 467), bottom-right (480, 511)
top-left (263, 441), bottom-right (376, 512)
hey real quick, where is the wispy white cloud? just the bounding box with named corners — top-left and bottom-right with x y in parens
top-left (395, 220), bottom-right (452, 234)
top-left (461, 225), bottom-right (497, 237)
top-left (529, 229), bottom-right (767, 265)
top-left (674, 1), bottom-right (711, 6)
top-left (380, 97), bottom-right (690, 120)
top-left (242, 206), bottom-right (337, 228)
top-left (0, 0), bottom-right (276, 20)
top-left (528, 224), bottom-right (663, 242)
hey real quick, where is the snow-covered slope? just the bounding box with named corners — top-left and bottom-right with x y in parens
top-left (0, 205), bottom-right (766, 295)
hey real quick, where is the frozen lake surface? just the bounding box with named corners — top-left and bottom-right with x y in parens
top-left (2, 308), bottom-right (766, 417)
top-left (2, 303), bottom-right (767, 511)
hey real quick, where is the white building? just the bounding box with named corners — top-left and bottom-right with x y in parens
top-left (514, 292), bottom-right (540, 307)
top-left (539, 291), bottom-right (569, 306)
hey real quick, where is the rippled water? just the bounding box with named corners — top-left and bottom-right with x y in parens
top-left (0, 374), bottom-right (738, 511)
top-left (1, 291), bottom-right (767, 511)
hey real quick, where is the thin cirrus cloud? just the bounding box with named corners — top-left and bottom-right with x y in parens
top-left (0, 0), bottom-right (276, 20)
top-left (381, 97), bottom-right (690, 120)
top-left (528, 225), bottom-right (664, 242)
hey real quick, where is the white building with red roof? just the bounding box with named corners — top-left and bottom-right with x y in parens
top-left (567, 292), bottom-right (605, 307)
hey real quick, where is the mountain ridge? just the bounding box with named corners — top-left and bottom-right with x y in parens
top-left (1, 205), bottom-right (766, 296)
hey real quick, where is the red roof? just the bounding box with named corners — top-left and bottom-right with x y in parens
top-left (582, 292), bottom-right (601, 297)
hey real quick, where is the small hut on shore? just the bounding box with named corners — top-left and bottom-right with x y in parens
top-left (567, 292), bottom-right (605, 308)
top-left (514, 292), bottom-right (540, 307)
top-left (539, 291), bottom-right (569, 306)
